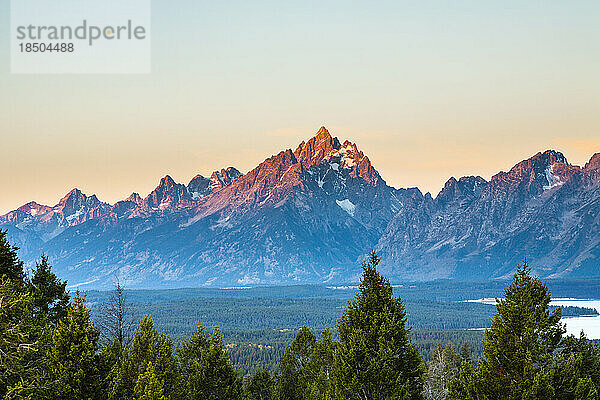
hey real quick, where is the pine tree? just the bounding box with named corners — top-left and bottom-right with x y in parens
top-left (29, 255), bottom-right (69, 324)
top-left (134, 361), bottom-right (167, 400)
top-left (333, 251), bottom-right (424, 400)
top-left (305, 328), bottom-right (335, 400)
top-left (179, 322), bottom-right (242, 400)
top-left (0, 277), bottom-right (37, 398)
top-left (449, 261), bottom-right (565, 399)
top-left (552, 332), bottom-right (600, 399)
top-left (276, 325), bottom-right (317, 400)
top-left (0, 230), bottom-right (26, 287)
top-left (110, 315), bottom-right (181, 400)
top-left (244, 367), bottom-right (275, 400)
top-left (46, 291), bottom-right (102, 399)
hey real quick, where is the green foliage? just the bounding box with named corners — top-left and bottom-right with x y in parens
top-left (449, 261), bottom-right (576, 399)
top-left (133, 361), bottom-right (167, 400)
top-left (0, 277), bottom-right (37, 399)
top-left (109, 315), bottom-right (180, 400)
top-left (46, 291), bottom-right (102, 400)
top-left (304, 328), bottom-right (335, 400)
top-left (273, 325), bottom-right (336, 400)
top-left (178, 322), bottom-right (242, 399)
top-left (551, 332), bottom-right (600, 400)
top-left (0, 238), bottom-right (71, 399)
top-left (276, 325), bottom-right (317, 400)
top-left (244, 367), bottom-right (275, 400)
top-left (29, 255), bottom-right (69, 325)
top-left (333, 251), bottom-right (425, 400)
top-left (480, 261), bottom-right (563, 398)
top-left (0, 230), bottom-right (25, 286)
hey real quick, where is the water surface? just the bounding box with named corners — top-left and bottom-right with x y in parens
top-left (465, 298), bottom-right (600, 339)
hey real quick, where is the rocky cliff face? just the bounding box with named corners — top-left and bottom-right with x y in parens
top-left (1, 129), bottom-right (599, 288)
top-left (375, 150), bottom-right (600, 280)
top-left (1, 127), bottom-right (413, 288)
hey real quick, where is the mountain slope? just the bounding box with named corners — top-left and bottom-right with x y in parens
top-left (376, 150), bottom-right (600, 280)
top-left (1, 127), bottom-right (414, 288)
top-left (1, 130), bottom-right (598, 288)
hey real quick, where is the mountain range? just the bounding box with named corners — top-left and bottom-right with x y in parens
top-left (2, 127), bottom-right (599, 288)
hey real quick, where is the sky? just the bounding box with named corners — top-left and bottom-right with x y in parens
top-left (1, 0), bottom-right (599, 214)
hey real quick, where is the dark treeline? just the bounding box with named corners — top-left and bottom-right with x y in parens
top-left (83, 278), bottom-right (600, 303)
top-left (2, 230), bottom-right (600, 399)
top-left (85, 295), bottom-right (596, 337)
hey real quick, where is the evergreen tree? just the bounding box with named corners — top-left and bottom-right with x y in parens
top-left (109, 315), bottom-right (180, 400)
top-left (134, 361), bottom-right (167, 400)
top-left (305, 328), bottom-right (335, 400)
top-left (333, 251), bottom-right (424, 400)
top-left (46, 291), bottom-right (102, 399)
top-left (244, 367), bottom-right (275, 400)
top-left (449, 261), bottom-right (565, 399)
top-left (552, 332), bottom-right (600, 399)
top-left (29, 255), bottom-right (69, 324)
top-left (179, 322), bottom-right (242, 400)
top-left (276, 325), bottom-right (317, 400)
top-left (0, 277), bottom-right (37, 399)
top-left (0, 230), bottom-right (25, 287)
top-left (99, 339), bottom-right (125, 395)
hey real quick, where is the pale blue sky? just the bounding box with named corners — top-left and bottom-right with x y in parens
top-left (1, 1), bottom-right (599, 212)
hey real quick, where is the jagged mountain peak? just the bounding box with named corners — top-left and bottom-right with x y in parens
top-left (136, 175), bottom-right (191, 213)
top-left (17, 201), bottom-right (49, 213)
top-left (210, 167), bottom-right (243, 190)
top-left (585, 153), bottom-right (600, 171)
top-left (315, 125), bottom-right (333, 141)
top-left (158, 175), bottom-right (177, 188)
top-left (508, 150), bottom-right (568, 173)
top-left (293, 126), bottom-right (341, 168)
top-left (126, 192), bottom-right (142, 205)
top-left (188, 174), bottom-right (211, 200)
top-left (58, 188), bottom-right (84, 205)
top-left (189, 173), bottom-right (207, 182)
top-left (291, 127), bottom-right (381, 185)
top-left (485, 149), bottom-right (576, 196)
top-left (436, 175), bottom-right (487, 203)
top-left (56, 188), bottom-right (105, 211)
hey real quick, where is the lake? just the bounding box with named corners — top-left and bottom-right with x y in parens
top-left (465, 298), bottom-right (600, 339)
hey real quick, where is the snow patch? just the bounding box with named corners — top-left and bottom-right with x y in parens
top-left (158, 200), bottom-right (172, 210)
top-left (29, 206), bottom-right (41, 216)
top-left (334, 144), bottom-right (358, 168)
top-left (65, 208), bottom-right (84, 222)
top-left (210, 215), bottom-right (233, 230)
top-left (336, 199), bottom-right (356, 216)
top-left (543, 165), bottom-right (565, 190)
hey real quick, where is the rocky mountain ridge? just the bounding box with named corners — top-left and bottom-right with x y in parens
top-left (1, 128), bottom-right (599, 288)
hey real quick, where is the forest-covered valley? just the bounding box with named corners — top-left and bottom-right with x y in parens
top-left (2, 231), bottom-right (600, 399)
